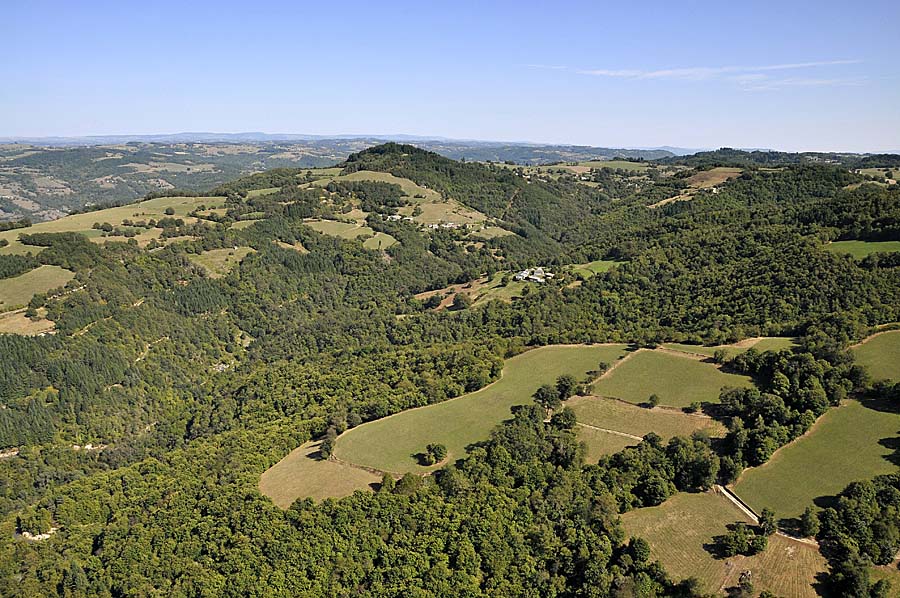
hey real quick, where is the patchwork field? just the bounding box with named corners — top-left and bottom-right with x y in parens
top-left (333, 344), bottom-right (629, 474)
top-left (592, 349), bottom-right (754, 407)
top-left (621, 491), bottom-right (826, 596)
top-left (0, 195), bottom-right (225, 255)
top-left (0, 265), bottom-right (75, 311)
top-left (259, 440), bottom-right (381, 507)
top-left (826, 240), bottom-right (900, 258)
top-left (733, 398), bottom-right (900, 520)
top-left (415, 272), bottom-right (528, 310)
top-left (314, 170), bottom-right (488, 227)
top-left (569, 395), bottom-right (725, 446)
top-left (188, 247), bottom-right (255, 278)
top-left (853, 330), bottom-right (900, 382)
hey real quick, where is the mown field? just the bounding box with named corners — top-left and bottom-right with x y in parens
top-left (826, 240), bottom-right (900, 259)
top-left (188, 247), bottom-right (255, 278)
top-left (333, 344), bottom-right (628, 473)
top-left (593, 350), bottom-right (753, 407)
top-left (303, 219), bottom-right (398, 249)
top-left (733, 398), bottom-right (900, 520)
top-left (569, 259), bottom-right (620, 279)
top-left (621, 491), bottom-right (826, 596)
top-left (0, 195), bottom-right (224, 255)
top-left (853, 330), bottom-right (900, 381)
top-left (662, 336), bottom-right (796, 359)
top-left (259, 440), bottom-right (381, 507)
top-left (569, 395), bottom-right (725, 445)
top-left (0, 265), bottom-right (75, 311)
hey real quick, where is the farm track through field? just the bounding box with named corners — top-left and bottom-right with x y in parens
top-left (575, 422), bottom-right (642, 441)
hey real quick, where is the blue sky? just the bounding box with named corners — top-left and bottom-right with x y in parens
top-left (4, 0), bottom-right (899, 151)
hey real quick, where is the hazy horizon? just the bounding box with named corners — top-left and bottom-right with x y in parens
top-left (5, 0), bottom-right (899, 153)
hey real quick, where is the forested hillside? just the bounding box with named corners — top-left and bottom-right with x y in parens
top-left (0, 144), bottom-right (898, 596)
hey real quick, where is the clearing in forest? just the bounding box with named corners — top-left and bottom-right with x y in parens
top-left (314, 169), bottom-right (488, 227)
top-left (662, 336), bottom-right (796, 359)
top-left (569, 395), bottom-right (725, 461)
top-left (826, 240), bottom-right (900, 259)
top-left (650, 166), bottom-right (742, 208)
top-left (621, 491), bottom-right (826, 597)
top-left (0, 265), bottom-right (75, 311)
top-left (259, 440), bottom-right (381, 507)
top-left (333, 344), bottom-right (629, 474)
top-left (0, 195), bottom-right (225, 255)
top-left (0, 308), bottom-right (56, 335)
top-left (732, 398), bottom-right (900, 520)
top-left (852, 329), bottom-right (900, 381)
top-left (304, 219), bottom-right (398, 249)
top-left (569, 259), bottom-right (622, 279)
top-left (415, 272), bottom-right (528, 310)
top-left (592, 349), bottom-right (753, 408)
top-left (188, 247), bottom-right (255, 278)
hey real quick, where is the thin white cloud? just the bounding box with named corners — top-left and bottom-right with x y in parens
top-left (573, 59), bottom-right (861, 82)
top-left (738, 76), bottom-right (868, 92)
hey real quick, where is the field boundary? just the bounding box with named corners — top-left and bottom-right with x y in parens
top-left (575, 422), bottom-right (642, 441)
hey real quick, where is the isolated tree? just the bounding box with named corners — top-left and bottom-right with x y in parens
top-left (556, 374), bottom-right (578, 401)
top-left (319, 427), bottom-right (338, 459)
top-left (647, 394), bottom-right (661, 409)
top-left (799, 506), bottom-right (820, 537)
top-left (164, 207), bottom-right (175, 215)
top-left (713, 348), bottom-right (729, 364)
top-left (759, 507), bottom-right (777, 536)
top-left (451, 293), bottom-right (472, 311)
top-left (550, 406), bottom-right (577, 430)
top-left (533, 383), bottom-right (562, 414)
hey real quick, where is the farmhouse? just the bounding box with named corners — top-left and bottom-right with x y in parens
top-left (514, 266), bottom-right (554, 283)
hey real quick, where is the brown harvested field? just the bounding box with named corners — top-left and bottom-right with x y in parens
top-left (0, 308), bottom-right (55, 335)
top-left (259, 440), bottom-right (381, 507)
top-left (650, 167), bottom-right (742, 208)
top-left (686, 167), bottom-right (742, 188)
top-left (621, 491), bottom-right (826, 596)
top-left (274, 240), bottom-right (309, 253)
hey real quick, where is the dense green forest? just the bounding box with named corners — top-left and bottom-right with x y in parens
top-left (0, 143), bottom-right (898, 596)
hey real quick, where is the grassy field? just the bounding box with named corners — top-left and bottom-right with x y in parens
top-left (304, 219), bottom-right (398, 249)
top-left (569, 259), bottom-right (621, 279)
top-left (469, 226), bottom-right (515, 239)
top-left (826, 240), bottom-right (900, 258)
top-left (334, 344), bottom-right (629, 473)
top-left (0, 308), bottom-right (55, 335)
top-left (245, 187), bottom-right (280, 198)
top-left (662, 337), bottom-right (796, 359)
top-left (569, 396), bottom-right (725, 443)
top-left (577, 426), bottom-right (636, 461)
top-left (853, 330), bottom-right (900, 382)
top-left (259, 440), bottom-right (381, 507)
top-left (314, 170), bottom-right (488, 227)
top-left (621, 491), bottom-right (826, 596)
top-left (188, 247), bottom-right (255, 278)
top-left (362, 232), bottom-right (398, 250)
top-left (0, 265), bottom-right (75, 312)
top-left (0, 196), bottom-right (224, 255)
top-left (416, 272), bottom-right (529, 310)
top-left (733, 398), bottom-right (900, 520)
top-left (593, 350), bottom-right (753, 407)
